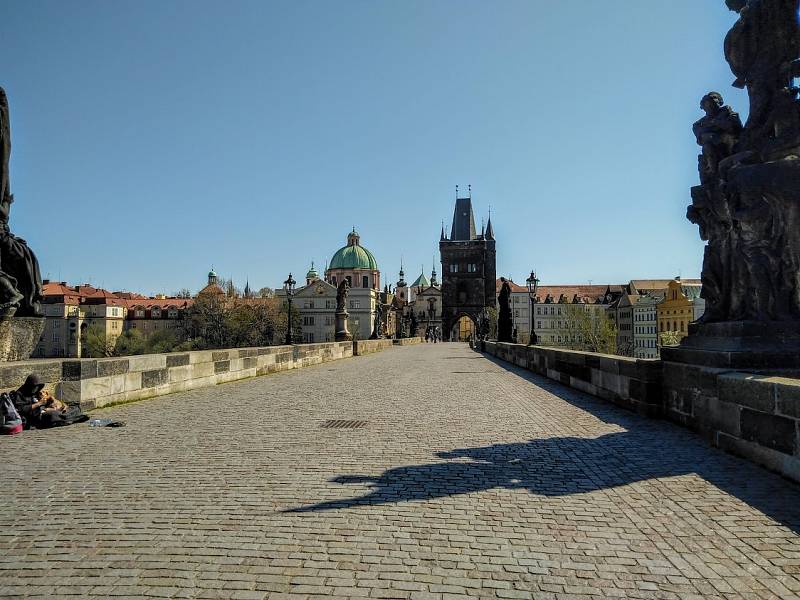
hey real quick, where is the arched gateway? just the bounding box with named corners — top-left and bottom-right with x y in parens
top-left (439, 191), bottom-right (496, 341)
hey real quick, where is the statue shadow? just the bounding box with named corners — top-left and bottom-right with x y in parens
top-left (284, 355), bottom-right (800, 533)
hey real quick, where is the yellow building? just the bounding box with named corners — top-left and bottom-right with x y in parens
top-left (657, 277), bottom-right (704, 345)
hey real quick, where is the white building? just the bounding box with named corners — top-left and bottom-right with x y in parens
top-left (632, 294), bottom-right (661, 359)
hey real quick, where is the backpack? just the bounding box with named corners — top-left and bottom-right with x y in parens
top-left (0, 392), bottom-right (22, 434)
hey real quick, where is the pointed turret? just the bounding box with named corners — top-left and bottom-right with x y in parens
top-left (440, 221), bottom-right (446, 241)
top-left (485, 215), bottom-right (495, 240)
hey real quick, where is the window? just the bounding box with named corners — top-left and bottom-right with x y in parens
top-left (536, 307), bottom-right (541, 315)
top-left (537, 321), bottom-right (542, 329)
top-left (450, 264), bottom-right (458, 273)
top-left (303, 316), bottom-right (315, 326)
top-left (331, 276), bottom-right (337, 285)
top-left (514, 309), bottom-right (519, 317)
top-left (305, 300), bottom-right (314, 309)
top-left (362, 275), bottom-right (369, 288)
top-left (350, 300), bottom-right (360, 309)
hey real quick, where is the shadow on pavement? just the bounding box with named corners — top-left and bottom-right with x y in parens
top-left (285, 352), bottom-right (800, 534)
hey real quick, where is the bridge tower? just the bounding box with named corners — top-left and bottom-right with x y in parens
top-left (439, 190), bottom-right (496, 341)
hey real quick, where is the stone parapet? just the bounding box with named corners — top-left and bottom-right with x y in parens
top-left (481, 341), bottom-right (663, 416)
top-left (0, 342), bottom-right (353, 411)
top-left (663, 361), bottom-right (800, 482)
top-left (392, 337), bottom-right (422, 346)
top-left (353, 339), bottom-right (393, 356)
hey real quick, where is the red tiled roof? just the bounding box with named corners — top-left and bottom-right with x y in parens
top-left (496, 279), bottom-right (612, 303)
top-left (42, 280), bottom-right (193, 309)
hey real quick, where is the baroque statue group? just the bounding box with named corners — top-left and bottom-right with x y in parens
top-left (0, 87), bottom-right (42, 320)
top-left (689, 0), bottom-right (800, 323)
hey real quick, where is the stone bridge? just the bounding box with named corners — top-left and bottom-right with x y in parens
top-left (2, 343), bottom-right (800, 598)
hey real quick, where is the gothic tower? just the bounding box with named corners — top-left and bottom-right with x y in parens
top-left (439, 192), bottom-right (496, 340)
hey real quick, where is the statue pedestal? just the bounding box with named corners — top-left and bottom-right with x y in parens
top-left (0, 317), bottom-right (45, 361)
top-left (335, 310), bottom-right (351, 342)
top-left (661, 320), bottom-right (800, 369)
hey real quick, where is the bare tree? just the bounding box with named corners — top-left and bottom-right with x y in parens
top-left (556, 304), bottom-right (618, 355)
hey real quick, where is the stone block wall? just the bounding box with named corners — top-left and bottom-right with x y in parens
top-left (663, 361), bottom-right (800, 481)
top-left (0, 342), bottom-right (353, 411)
top-left (353, 339), bottom-right (394, 356)
top-left (392, 337), bottom-right (422, 346)
top-left (482, 341), bottom-right (663, 416)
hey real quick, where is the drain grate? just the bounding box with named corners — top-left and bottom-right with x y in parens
top-left (321, 419), bottom-right (368, 429)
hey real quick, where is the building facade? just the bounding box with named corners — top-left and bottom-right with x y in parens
top-left (632, 294), bottom-right (660, 359)
top-left (440, 195), bottom-right (496, 341)
top-left (657, 277), bottom-right (705, 346)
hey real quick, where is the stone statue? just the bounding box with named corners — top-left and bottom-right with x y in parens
top-left (685, 0), bottom-right (800, 326)
top-left (497, 278), bottom-right (513, 342)
top-left (370, 302), bottom-right (383, 339)
top-left (336, 279), bottom-right (349, 313)
top-left (692, 92), bottom-right (743, 183)
top-left (724, 0), bottom-right (800, 147)
top-left (334, 279), bottom-right (352, 342)
top-left (0, 87), bottom-right (42, 319)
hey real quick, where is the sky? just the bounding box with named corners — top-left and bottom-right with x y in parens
top-left (3, 1), bottom-right (746, 295)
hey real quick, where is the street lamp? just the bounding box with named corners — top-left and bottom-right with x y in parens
top-left (526, 270), bottom-right (540, 345)
top-left (284, 273), bottom-right (296, 345)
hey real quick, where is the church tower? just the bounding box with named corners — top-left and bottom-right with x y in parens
top-left (439, 190), bottom-right (496, 340)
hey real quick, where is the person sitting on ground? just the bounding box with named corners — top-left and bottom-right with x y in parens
top-left (11, 374), bottom-right (87, 429)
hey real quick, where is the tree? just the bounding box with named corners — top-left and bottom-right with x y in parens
top-left (258, 287), bottom-right (275, 298)
top-left (174, 288), bottom-right (192, 299)
top-left (486, 306), bottom-right (498, 340)
top-left (555, 304), bottom-right (618, 354)
top-left (83, 324), bottom-right (116, 358)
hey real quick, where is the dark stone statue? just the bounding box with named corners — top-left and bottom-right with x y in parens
top-left (497, 278), bottom-right (513, 343)
top-left (686, 1), bottom-right (800, 326)
top-left (334, 279), bottom-right (352, 342)
top-left (370, 302), bottom-right (383, 339)
top-left (0, 87), bottom-right (42, 319)
top-left (335, 279), bottom-right (349, 313)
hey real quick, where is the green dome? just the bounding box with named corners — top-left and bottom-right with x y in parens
top-left (412, 272), bottom-right (430, 288)
top-left (306, 262), bottom-right (319, 279)
top-left (329, 230), bottom-right (378, 270)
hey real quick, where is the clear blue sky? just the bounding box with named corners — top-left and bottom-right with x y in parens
top-left (4, 1), bottom-right (745, 295)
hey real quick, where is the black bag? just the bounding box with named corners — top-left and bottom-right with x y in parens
top-left (39, 405), bottom-right (88, 428)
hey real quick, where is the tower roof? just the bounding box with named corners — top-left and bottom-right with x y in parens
top-left (450, 197), bottom-right (477, 241)
top-left (412, 271), bottom-right (431, 288)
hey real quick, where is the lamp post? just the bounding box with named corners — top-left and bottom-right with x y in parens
top-left (526, 270), bottom-right (539, 345)
top-left (284, 273), bottom-right (296, 345)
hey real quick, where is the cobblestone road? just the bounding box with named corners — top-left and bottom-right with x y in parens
top-left (3, 343), bottom-right (800, 599)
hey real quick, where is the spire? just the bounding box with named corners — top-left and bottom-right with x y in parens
top-left (244, 278), bottom-right (252, 298)
top-left (485, 213), bottom-right (495, 240)
top-left (440, 220), bottom-right (446, 241)
top-left (450, 192), bottom-right (477, 241)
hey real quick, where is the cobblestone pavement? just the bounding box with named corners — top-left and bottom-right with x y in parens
top-left (3, 343), bottom-right (800, 599)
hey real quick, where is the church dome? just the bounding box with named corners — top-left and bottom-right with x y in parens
top-left (306, 262), bottom-right (319, 280)
top-left (329, 229), bottom-right (378, 270)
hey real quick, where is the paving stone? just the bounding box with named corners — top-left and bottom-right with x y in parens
top-left (2, 344), bottom-right (800, 598)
